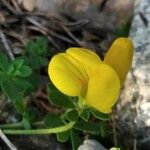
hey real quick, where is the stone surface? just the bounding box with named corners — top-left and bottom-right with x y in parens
top-left (36, 0), bottom-right (134, 31)
top-left (116, 0), bottom-right (150, 149)
top-left (119, 0), bottom-right (150, 128)
top-left (78, 139), bottom-right (107, 150)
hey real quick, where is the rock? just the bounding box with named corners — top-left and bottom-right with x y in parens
top-left (78, 139), bottom-right (107, 150)
top-left (18, 0), bottom-right (36, 12)
top-left (36, 0), bottom-right (57, 12)
top-left (36, 0), bottom-right (134, 34)
top-left (116, 0), bottom-right (150, 149)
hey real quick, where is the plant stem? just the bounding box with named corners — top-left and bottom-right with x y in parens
top-left (0, 122), bottom-right (23, 129)
top-left (2, 122), bottom-right (75, 135)
top-left (0, 121), bottom-right (44, 129)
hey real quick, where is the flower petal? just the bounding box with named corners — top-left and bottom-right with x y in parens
top-left (48, 53), bottom-right (85, 96)
top-left (66, 47), bottom-right (102, 77)
top-left (104, 38), bottom-right (134, 84)
top-left (86, 64), bottom-right (120, 113)
top-left (64, 53), bottom-right (89, 83)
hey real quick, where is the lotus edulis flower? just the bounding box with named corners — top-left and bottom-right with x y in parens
top-left (48, 38), bottom-right (134, 114)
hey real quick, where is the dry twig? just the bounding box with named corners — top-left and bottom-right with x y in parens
top-left (0, 129), bottom-right (17, 150)
top-left (60, 25), bottom-right (84, 46)
top-left (112, 113), bottom-right (118, 146)
top-left (10, 0), bottom-right (21, 12)
top-left (26, 16), bottom-right (75, 44)
top-left (0, 29), bottom-right (14, 60)
top-left (1, 0), bottom-right (18, 15)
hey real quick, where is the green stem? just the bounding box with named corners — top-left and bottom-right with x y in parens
top-left (2, 122), bottom-right (75, 135)
top-left (0, 121), bottom-right (44, 129)
top-left (0, 122), bottom-right (23, 129)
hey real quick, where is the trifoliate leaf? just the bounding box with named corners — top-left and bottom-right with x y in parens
top-left (44, 113), bottom-right (63, 128)
top-left (57, 131), bottom-right (70, 143)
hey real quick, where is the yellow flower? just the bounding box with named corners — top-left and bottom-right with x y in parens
top-left (48, 38), bottom-right (134, 114)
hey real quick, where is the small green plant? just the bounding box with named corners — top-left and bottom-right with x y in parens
top-left (0, 37), bottom-right (134, 150)
top-left (0, 37), bottom-right (50, 113)
top-left (0, 53), bottom-right (33, 113)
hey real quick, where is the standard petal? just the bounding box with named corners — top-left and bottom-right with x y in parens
top-left (64, 53), bottom-right (89, 83)
top-left (104, 38), bottom-right (134, 84)
top-left (48, 53), bottom-right (85, 96)
top-left (66, 47), bottom-right (102, 77)
top-left (86, 64), bottom-right (120, 114)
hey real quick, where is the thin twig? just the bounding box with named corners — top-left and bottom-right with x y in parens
top-left (65, 19), bottom-right (89, 28)
top-left (112, 113), bottom-right (118, 146)
top-left (60, 25), bottom-right (84, 47)
top-left (7, 31), bottom-right (27, 45)
top-left (10, 0), bottom-right (21, 12)
top-left (138, 12), bottom-right (148, 27)
top-left (0, 129), bottom-right (18, 150)
top-left (27, 26), bottom-right (61, 50)
top-left (1, 0), bottom-right (18, 15)
top-left (133, 139), bottom-right (137, 150)
top-left (47, 36), bottom-right (61, 50)
top-left (26, 17), bottom-right (75, 44)
top-left (0, 29), bottom-right (15, 60)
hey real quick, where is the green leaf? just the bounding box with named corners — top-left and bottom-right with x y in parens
top-left (80, 109), bottom-right (90, 122)
top-left (22, 118), bottom-right (31, 129)
top-left (13, 78), bottom-right (34, 95)
top-left (99, 122), bottom-right (109, 138)
top-left (26, 36), bottom-right (48, 56)
top-left (6, 58), bottom-right (32, 77)
top-left (47, 84), bottom-right (75, 108)
top-left (18, 66), bottom-right (32, 77)
top-left (6, 65), bottom-right (15, 75)
top-left (0, 70), bottom-right (3, 76)
top-left (114, 22), bottom-right (131, 37)
top-left (12, 59), bottom-right (24, 70)
top-left (7, 59), bottom-right (24, 75)
top-left (1, 78), bottom-right (21, 101)
top-left (0, 53), bottom-right (9, 71)
top-left (91, 109), bottom-right (110, 121)
top-left (36, 36), bottom-right (48, 55)
top-left (38, 57), bottom-right (48, 66)
top-left (74, 120), bottom-right (100, 134)
top-left (44, 113), bottom-right (63, 128)
top-left (25, 55), bottom-right (47, 69)
top-left (1, 78), bottom-right (26, 113)
top-left (11, 66), bottom-right (32, 77)
top-left (66, 110), bottom-right (78, 122)
top-left (14, 98), bottom-right (26, 114)
top-left (57, 130), bottom-right (70, 143)
top-left (70, 129), bottom-right (82, 150)
top-left (22, 109), bottom-right (35, 129)
top-left (0, 73), bottom-right (4, 84)
top-left (26, 40), bottom-right (39, 56)
top-left (27, 74), bottom-right (39, 90)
